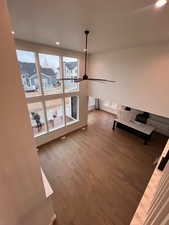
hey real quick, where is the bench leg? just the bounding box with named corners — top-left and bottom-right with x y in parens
top-left (112, 121), bottom-right (116, 131)
top-left (144, 137), bottom-right (148, 145)
top-left (144, 134), bottom-right (151, 145)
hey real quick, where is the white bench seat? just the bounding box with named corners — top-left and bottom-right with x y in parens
top-left (114, 119), bottom-right (155, 135)
top-left (113, 119), bottom-right (155, 144)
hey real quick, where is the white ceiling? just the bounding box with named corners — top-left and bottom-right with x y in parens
top-left (7, 0), bottom-right (169, 53)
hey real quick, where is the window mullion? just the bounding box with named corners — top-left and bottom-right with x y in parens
top-left (35, 52), bottom-right (49, 132)
top-left (35, 53), bottom-right (44, 96)
top-left (60, 56), bottom-right (67, 127)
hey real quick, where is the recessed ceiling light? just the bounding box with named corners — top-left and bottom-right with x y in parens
top-left (56, 41), bottom-right (60, 46)
top-left (11, 30), bottom-right (15, 35)
top-left (155, 0), bottom-right (167, 8)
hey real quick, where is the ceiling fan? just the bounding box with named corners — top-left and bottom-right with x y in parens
top-left (58, 30), bottom-right (116, 83)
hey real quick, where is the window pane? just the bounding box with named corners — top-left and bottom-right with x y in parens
top-left (16, 50), bottom-right (41, 98)
top-left (27, 102), bottom-right (46, 136)
top-left (45, 99), bottom-right (65, 131)
top-left (65, 96), bottom-right (79, 125)
top-left (63, 57), bottom-right (79, 93)
top-left (39, 53), bottom-right (62, 95)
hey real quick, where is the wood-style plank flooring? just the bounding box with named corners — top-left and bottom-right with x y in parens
top-left (39, 111), bottom-right (167, 225)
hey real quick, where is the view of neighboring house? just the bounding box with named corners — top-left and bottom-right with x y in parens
top-left (63, 61), bottom-right (78, 78)
top-left (19, 61), bottom-right (60, 92)
top-left (63, 61), bottom-right (79, 92)
top-left (19, 61), bottom-right (78, 92)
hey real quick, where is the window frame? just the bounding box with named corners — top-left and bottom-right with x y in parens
top-left (63, 56), bottom-right (80, 93)
top-left (16, 49), bottom-right (80, 137)
top-left (65, 95), bottom-right (79, 126)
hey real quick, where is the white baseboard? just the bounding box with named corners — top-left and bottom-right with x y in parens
top-left (100, 105), bottom-right (118, 115)
top-left (88, 105), bottom-right (95, 111)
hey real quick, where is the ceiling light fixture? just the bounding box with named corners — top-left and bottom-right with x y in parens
top-left (56, 41), bottom-right (60, 46)
top-left (155, 0), bottom-right (167, 8)
top-left (11, 30), bottom-right (15, 35)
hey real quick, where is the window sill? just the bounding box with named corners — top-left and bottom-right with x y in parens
top-left (48, 124), bottom-right (65, 133)
top-left (66, 120), bottom-right (79, 126)
top-left (34, 131), bottom-right (47, 138)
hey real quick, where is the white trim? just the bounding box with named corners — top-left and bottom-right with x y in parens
top-left (48, 214), bottom-right (57, 225)
top-left (66, 119), bottom-right (79, 126)
top-left (15, 39), bottom-right (83, 59)
top-left (48, 124), bottom-right (65, 133)
top-left (34, 131), bottom-right (47, 138)
top-left (41, 169), bottom-right (54, 198)
top-left (61, 56), bottom-right (67, 128)
top-left (35, 53), bottom-right (49, 132)
top-left (35, 121), bottom-right (87, 146)
top-left (26, 91), bottom-right (80, 103)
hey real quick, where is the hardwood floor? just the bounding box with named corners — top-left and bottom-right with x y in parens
top-left (39, 110), bottom-right (167, 225)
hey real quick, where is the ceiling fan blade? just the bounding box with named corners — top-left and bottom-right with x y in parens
top-left (56, 78), bottom-right (83, 83)
top-left (88, 78), bottom-right (116, 83)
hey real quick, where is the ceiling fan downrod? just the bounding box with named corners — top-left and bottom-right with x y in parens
top-left (83, 30), bottom-right (90, 80)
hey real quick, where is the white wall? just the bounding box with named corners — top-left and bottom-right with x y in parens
top-left (0, 1), bottom-right (53, 224)
top-left (88, 96), bottom-right (95, 111)
top-left (88, 43), bottom-right (169, 119)
top-left (99, 99), bottom-right (121, 115)
top-left (15, 40), bottom-right (88, 146)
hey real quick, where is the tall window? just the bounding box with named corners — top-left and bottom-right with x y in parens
top-left (45, 99), bottom-right (65, 131)
top-left (65, 96), bottom-right (79, 125)
top-left (16, 50), bottom-right (80, 137)
top-left (63, 57), bottom-right (79, 93)
top-left (16, 50), bottom-right (41, 97)
top-left (39, 53), bottom-right (63, 95)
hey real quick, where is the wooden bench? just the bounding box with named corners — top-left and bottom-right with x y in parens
top-left (113, 119), bottom-right (155, 144)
